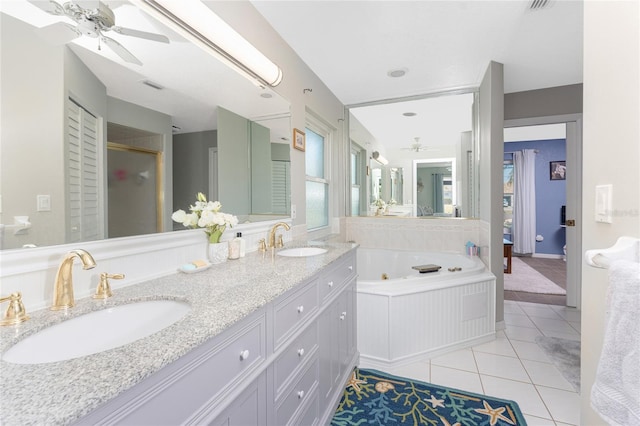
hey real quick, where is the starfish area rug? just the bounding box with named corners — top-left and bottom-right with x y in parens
top-left (331, 368), bottom-right (527, 426)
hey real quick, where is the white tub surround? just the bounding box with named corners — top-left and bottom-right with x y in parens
top-left (0, 238), bottom-right (356, 425)
top-left (345, 216), bottom-right (480, 253)
top-left (357, 248), bottom-right (496, 369)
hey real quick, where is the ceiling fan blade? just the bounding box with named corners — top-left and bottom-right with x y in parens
top-left (27, 0), bottom-right (65, 16)
top-left (110, 26), bottom-right (170, 43)
top-left (37, 22), bottom-right (81, 44)
top-left (101, 35), bottom-right (142, 65)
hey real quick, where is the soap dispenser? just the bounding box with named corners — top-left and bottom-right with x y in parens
top-left (236, 232), bottom-right (246, 257)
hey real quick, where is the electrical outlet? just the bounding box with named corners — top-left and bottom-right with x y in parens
top-left (291, 204), bottom-right (296, 219)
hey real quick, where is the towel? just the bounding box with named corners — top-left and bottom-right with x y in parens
top-left (591, 259), bottom-right (640, 426)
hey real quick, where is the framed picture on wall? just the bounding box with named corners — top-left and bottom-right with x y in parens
top-left (293, 128), bottom-right (305, 152)
top-left (550, 161), bottom-right (566, 180)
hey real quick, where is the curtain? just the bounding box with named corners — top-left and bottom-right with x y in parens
top-left (513, 150), bottom-right (536, 254)
top-left (432, 173), bottom-right (444, 213)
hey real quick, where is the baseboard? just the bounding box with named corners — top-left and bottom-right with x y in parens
top-left (495, 320), bottom-right (506, 331)
top-left (532, 253), bottom-right (564, 259)
top-left (358, 332), bottom-right (496, 370)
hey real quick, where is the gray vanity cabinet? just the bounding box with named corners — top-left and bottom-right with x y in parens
top-left (77, 249), bottom-right (357, 426)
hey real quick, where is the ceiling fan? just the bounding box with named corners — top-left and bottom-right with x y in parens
top-left (401, 137), bottom-right (430, 153)
top-left (27, 0), bottom-right (169, 65)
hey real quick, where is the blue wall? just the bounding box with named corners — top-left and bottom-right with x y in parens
top-left (505, 139), bottom-right (566, 255)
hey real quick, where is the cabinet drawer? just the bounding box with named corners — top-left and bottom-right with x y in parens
top-left (293, 388), bottom-right (319, 426)
top-left (319, 253), bottom-right (356, 302)
top-left (273, 322), bottom-right (318, 397)
top-left (273, 280), bottom-right (318, 349)
top-left (85, 315), bottom-right (266, 426)
top-left (204, 320), bottom-right (266, 401)
top-left (275, 357), bottom-right (319, 425)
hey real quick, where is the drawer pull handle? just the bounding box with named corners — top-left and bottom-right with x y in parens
top-left (328, 281), bottom-right (334, 287)
top-left (348, 265), bottom-right (353, 271)
top-left (340, 311), bottom-right (347, 321)
top-left (239, 349), bottom-right (250, 361)
top-left (297, 305), bottom-right (304, 314)
top-left (297, 348), bottom-right (305, 357)
top-left (297, 390), bottom-right (305, 399)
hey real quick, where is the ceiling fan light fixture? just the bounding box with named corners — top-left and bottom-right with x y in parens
top-left (131, 0), bottom-right (283, 87)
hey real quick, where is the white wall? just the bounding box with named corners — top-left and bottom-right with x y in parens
top-left (206, 2), bottom-right (348, 237)
top-left (581, 1), bottom-right (640, 424)
top-left (1, 14), bottom-right (66, 249)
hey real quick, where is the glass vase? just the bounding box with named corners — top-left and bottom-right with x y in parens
top-left (207, 241), bottom-right (228, 264)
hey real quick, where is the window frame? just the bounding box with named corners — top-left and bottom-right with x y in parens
top-left (304, 114), bottom-right (332, 232)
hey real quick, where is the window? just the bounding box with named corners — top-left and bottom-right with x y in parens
top-left (305, 124), bottom-right (329, 230)
top-left (350, 144), bottom-right (364, 216)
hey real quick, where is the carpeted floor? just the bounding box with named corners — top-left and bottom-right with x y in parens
top-left (504, 257), bottom-right (566, 295)
top-left (535, 336), bottom-right (581, 392)
top-left (331, 368), bottom-right (527, 425)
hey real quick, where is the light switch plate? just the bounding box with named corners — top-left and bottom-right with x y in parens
top-left (37, 194), bottom-right (51, 212)
top-left (595, 185), bottom-right (612, 223)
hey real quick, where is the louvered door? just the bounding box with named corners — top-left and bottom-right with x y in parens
top-left (66, 99), bottom-right (102, 243)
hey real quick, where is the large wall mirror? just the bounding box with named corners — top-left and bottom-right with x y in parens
top-left (0, 1), bottom-right (291, 250)
top-left (349, 91), bottom-right (478, 218)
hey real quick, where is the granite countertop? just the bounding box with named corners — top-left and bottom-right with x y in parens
top-left (0, 240), bottom-right (357, 426)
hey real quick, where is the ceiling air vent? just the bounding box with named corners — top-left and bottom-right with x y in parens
top-left (142, 79), bottom-right (164, 90)
top-left (529, 0), bottom-right (554, 11)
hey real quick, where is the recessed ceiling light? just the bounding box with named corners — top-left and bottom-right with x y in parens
top-left (387, 68), bottom-right (408, 78)
top-left (260, 93), bottom-right (273, 98)
top-left (403, 112), bottom-right (417, 117)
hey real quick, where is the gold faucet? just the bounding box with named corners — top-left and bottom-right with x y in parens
top-left (0, 292), bottom-right (29, 326)
top-left (51, 249), bottom-right (97, 311)
top-left (268, 222), bottom-right (290, 249)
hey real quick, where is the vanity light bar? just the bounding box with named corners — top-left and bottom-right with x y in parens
top-left (130, 0), bottom-right (283, 88)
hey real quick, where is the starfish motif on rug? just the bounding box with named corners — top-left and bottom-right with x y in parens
top-left (474, 400), bottom-right (515, 425)
top-left (345, 371), bottom-right (367, 392)
top-left (425, 394), bottom-right (445, 408)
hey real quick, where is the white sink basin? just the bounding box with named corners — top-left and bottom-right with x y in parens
top-left (277, 247), bottom-right (328, 257)
top-left (2, 300), bottom-right (190, 365)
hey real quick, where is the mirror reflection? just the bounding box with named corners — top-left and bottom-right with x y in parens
top-left (413, 158), bottom-right (457, 217)
top-left (0, 1), bottom-right (291, 250)
top-left (349, 91), bottom-right (477, 218)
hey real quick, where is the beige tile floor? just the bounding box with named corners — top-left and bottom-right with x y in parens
top-left (359, 300), bottom-right (582, 425)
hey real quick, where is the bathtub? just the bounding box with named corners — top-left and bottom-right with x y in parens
top-left (357, 248), bottom-right (496, 369)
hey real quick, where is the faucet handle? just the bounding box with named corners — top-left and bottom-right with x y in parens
top-left (93, 273), bottom-right (124, 300)
top-left (258, 238), bottom-right (267, 252)
top-left (0, 292), bottom-right (30, 326)
top-left (276, 234), bottom-right (284, 248)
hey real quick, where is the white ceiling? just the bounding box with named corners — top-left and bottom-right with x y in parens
top-left (3, 0), bottom-right (583, 151)
top-left (252, 0), bottom-right (583, 104)
top-left (1, 0), bottom-right (291, 139)
top-left (252, 0), bottom-right (583, 158)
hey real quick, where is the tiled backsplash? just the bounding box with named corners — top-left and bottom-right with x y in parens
top-left (345, 217), bottom-right (480, 253)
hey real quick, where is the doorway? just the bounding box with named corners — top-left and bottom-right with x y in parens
top-left (503, 117), bottom-right (582, 309)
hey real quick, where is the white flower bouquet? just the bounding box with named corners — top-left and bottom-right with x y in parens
top-left (171, 192), bottom-right (238, 243)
